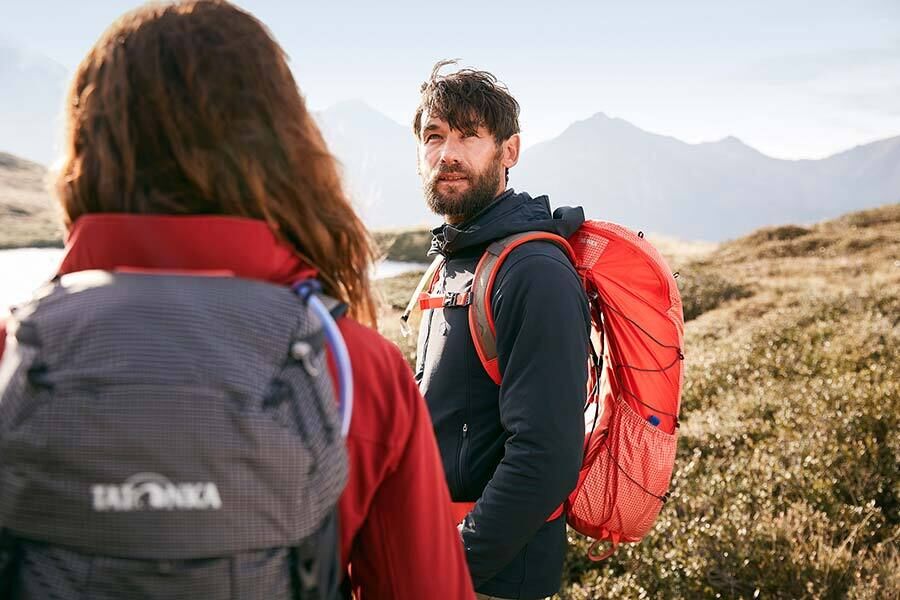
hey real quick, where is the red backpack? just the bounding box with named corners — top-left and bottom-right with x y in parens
top-left (406, 220), bottom-right (684, 560)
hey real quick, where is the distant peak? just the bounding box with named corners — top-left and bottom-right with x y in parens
top-left (571, 112), bottom-right (642, 133)
top-left (324, 98), bottom-right (376, 113)
top-left (716, 135), bottom-right (749, 147)
top-left (691, 135), bottom-right (764, 156)
top-left (0, 151), bottom-right (45, 170)
top-left (591, 112), bottom-right (641, 129)
top-left (0, 38), bottom-right (68, 78)
top-left (315, 99), bottom-right (406, 132)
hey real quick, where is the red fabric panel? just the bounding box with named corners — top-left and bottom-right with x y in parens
top-left (58, 214), bottom-right (317, 285)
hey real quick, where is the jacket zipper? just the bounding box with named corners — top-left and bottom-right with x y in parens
top-left (457, 422), bottom-right (469, 494)
top-left (456, 266), bottom-right (474, 495)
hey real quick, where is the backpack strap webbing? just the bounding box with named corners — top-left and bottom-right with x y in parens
top-left (400, 255), bottom-right (445, 325)
top-left (469, 231), bottom-right (576, 385)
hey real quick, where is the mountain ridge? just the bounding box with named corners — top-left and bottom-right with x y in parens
top-left (2, 39), bottom-right (897, 240)
top-left (514, 112), bottom-right (899, 239)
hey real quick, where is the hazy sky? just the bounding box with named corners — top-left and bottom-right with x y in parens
top-left (2, 0), bottom-right (899, 159)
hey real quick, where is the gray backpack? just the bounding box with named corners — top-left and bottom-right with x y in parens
top-left (0, 271), bottom-right (349, 599)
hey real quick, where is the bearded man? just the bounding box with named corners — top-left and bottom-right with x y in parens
top-left (413, 61), bottom-right (590, 600)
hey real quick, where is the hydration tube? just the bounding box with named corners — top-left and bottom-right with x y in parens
top-left (293, 281), bottom-right (353, 437)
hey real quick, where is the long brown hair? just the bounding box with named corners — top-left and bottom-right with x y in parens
top-left (57, 0), bottom-right (377, 325)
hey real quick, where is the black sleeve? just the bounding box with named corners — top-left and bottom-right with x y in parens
top-left (460, 244), bottom-right (590, 586)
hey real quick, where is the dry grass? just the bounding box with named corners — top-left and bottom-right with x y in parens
top-left (645, 232), bottom-right (719, 268)
top-left (0, 153), bottom-right (63, 248)
top-left (0, 170), bottom-right (435, 262)
top-left (371, 227), bottom-right (433, 263)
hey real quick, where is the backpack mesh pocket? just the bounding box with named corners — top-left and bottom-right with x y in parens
top-left (567, 393), bottom-right (677, 548)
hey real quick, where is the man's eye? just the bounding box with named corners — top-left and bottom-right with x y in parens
top-left (425, 134), bottom-right (442, 142)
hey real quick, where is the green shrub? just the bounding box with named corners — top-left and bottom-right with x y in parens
top-left (677, 267), bottom-right (753, 321)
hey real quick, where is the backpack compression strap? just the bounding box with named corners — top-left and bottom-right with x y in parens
top-left (469, 231), bottom-right (576, 385)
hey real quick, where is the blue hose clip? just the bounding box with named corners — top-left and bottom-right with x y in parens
top-left (293, 280), bottom-right (353, 438)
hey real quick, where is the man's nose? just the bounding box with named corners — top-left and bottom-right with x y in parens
top-left (439, 137), bottom-right (463, 164)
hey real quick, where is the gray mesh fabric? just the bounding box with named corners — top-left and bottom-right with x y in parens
top-left (0, 272), bottom-right (347, 597)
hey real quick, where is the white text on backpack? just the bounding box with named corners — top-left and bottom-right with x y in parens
top-left (91, 472), bottom-right (223, 512)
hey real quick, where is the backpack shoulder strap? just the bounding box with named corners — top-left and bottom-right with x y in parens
top-left (469, 231), bottom-right (576, 385)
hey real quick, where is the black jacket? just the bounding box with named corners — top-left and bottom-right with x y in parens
top-left (416, 190), bottom-right (590, 599)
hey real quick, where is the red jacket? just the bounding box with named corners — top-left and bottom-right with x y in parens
top-left (0, 214), bottom-right (474, 600)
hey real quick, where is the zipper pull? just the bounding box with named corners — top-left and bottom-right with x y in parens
top-left (462, 423), bottom-right (468, 437)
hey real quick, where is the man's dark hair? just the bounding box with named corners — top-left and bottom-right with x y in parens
top-left (413, 60), bottom-right (520, 142)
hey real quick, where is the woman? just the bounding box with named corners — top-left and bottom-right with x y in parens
top-left (0, 1), bottom-right (473, 598)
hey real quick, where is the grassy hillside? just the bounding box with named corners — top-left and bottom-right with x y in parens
top-left (0, 166), bottom-right (433, 260)
top-left (0, 153), bottom-right (62, 248)
top-left (375, 204), bottom-right (900, 599)
top-left (371, 227), bottom-right (433, 262)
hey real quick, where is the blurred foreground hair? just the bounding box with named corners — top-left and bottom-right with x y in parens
top-left (57, 0), bottom-right (377, 325)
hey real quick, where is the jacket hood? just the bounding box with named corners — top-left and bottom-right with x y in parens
top-left (429, 190), bottom-right (584, 256)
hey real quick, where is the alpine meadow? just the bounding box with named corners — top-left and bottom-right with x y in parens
top-left (376, 204), bottom-right (900, 600)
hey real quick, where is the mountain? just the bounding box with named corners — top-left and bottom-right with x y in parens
top-left (314, 105), bottom-right (898, 240)
top-left (810, 136), bottom-right (900, 215)
top-left (0, 39), bottom-right (68, 165)
top-left (314, 100), bottom-right (437, 230)
top-left (515, 112), bottom-right (900, 240)
top-left (1, 42), bottom-right (896, 240)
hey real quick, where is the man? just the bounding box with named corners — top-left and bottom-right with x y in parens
top-left (413, 61), bottom-right (591, 600)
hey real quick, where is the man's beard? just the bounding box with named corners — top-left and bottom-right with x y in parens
top-left (424, 152), bottom-right (504, 223)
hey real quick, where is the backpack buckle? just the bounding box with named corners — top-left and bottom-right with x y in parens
top-left (442, 291), bottom-right (471, 308)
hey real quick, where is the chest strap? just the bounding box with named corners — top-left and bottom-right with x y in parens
top-left (417, 290), bottom-right (472, 310)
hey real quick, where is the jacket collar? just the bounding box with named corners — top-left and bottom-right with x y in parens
top-left (429, 189), bottom-right (584, 257)
top-left (58, 214), bottom-right (316, 285)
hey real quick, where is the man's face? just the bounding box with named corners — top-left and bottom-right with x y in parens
top-left (417, 112), bottom-right (520, 224)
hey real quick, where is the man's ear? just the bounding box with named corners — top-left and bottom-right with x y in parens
top-left (501, 133), bottom-right (521, 168)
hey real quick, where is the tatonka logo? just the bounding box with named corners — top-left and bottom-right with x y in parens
top-left (91, 472), bottom-right (223, 512)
